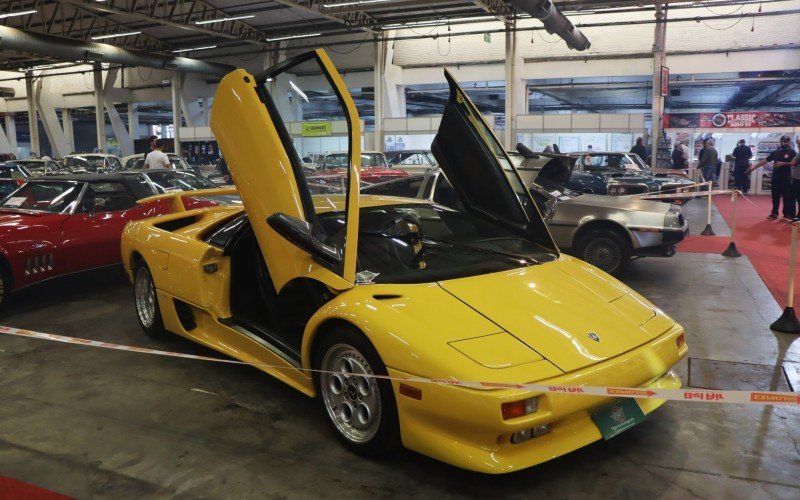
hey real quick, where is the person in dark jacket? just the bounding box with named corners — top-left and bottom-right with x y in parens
top-left (630, 137), bottom-right (647, 160)
top-left (697, 139), bottom-right (719, 185)
top-left (671, 142), bottom-right (686, 170)
top-left (750, 135), bottom-right (797, 220)
top-left (731, 139), bottom-right (753, 194)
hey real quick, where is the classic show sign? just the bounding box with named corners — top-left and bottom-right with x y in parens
top-left (301, 121), bottom-right (332, 136)
top-left (664, 112), bottom-right (800, 129)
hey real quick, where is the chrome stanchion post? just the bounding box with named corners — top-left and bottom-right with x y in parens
top-left (722, 190), bottom-right (742, 257)
top-left (701, 181), bottom-right (716, 236)
top-left (770, 222), bottom-right (800, 333)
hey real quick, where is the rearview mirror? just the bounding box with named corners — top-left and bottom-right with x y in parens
top-left (267, 213), bottom-right (341, 265)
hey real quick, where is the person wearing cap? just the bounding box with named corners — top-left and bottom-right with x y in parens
top-left (749, 135), bottom-right (797, 220)
top-left (731, 139), bottom-right (753, 194)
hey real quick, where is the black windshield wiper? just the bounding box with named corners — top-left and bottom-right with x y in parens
top-left (421, 237), bottom-right (540, 266)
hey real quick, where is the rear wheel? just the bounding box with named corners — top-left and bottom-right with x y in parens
top-left (0, 266), bottom-right (10, 310)
top-left (134, 263), bottom-right (166, 338)
top-left (314, 326), bottom-right (400, 457)
top-left (575, 229), bottom-right (632, 276)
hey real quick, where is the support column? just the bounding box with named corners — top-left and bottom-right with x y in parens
top-left (373, 34), bottom-right (385, 152)
top-left (103, 68), bottom-right (134, 156)
top-left (25, 73), bottom-right (40, 157)
top-left (0, 115), bottom-right (17, 154)
top-left (504, 20), bottom-right (525, 150)
top-left (651, 3), bottom-right (667, 169)
top-left (128, 103), bottom-right (140, 141)
top-left (62, 109), bottom-right (74, 154)
top-left (171, 72), bottom-right (183, 154)
top-left (35, 78), bottom-right (71, 157)
top-left (93, 64), bottom-right (105, 152)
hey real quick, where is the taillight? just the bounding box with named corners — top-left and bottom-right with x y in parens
top-left (15, 179), bottom-right (25, 186)
top-left (676, 333), bottom-right (686, 348)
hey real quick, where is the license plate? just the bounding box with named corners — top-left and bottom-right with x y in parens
top-left (591, 398), bottom-right (646, 440)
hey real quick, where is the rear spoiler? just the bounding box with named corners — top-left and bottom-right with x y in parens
top-left (137, 187), bottom-right (238, 213)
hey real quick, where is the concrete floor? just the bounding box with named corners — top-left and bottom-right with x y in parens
top-left (1, 201), bottom-right (798, 498)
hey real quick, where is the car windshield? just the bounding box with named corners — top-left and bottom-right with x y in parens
top-left (585, 154), bottom-right (643, 172)
top-left (0, 181), bottom-right (81, 213)
top-left (132, 156), bottom-right (190, 170)
top-left (66, 156), bottom-right (106, 172)
top-left (318, 203), bottom-right (557, 284)
top-left (14, 161), bottom-right (57, 174)
top-left (0, 165), bottom-right (31, 179)
top-left (146, 171), bottom-right (217, 192)
top-left (323, 153), bottom-right (387, 169)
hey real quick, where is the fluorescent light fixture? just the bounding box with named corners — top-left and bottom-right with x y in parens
top-left (90, 31), bottom-right (141, 40)
top-left (0, 9), bottom-right (37, 19)
top-left (382, 19), bottom-right (446, 29)
top-left (17, 62), bottom-right (76, 72)
top-left (289, 80), bottom-right (309, 103)
top-left (322, 0), bottom-right (389, 8)
top-left (171, 45), bottom-right (218, 53)
top-left (194, 14), bottom-right (255, 25)
top-left (265, 32), bottom-right (321, 42)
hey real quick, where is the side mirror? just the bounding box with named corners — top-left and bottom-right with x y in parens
top-left (267, 213), bottom-right (341, 265)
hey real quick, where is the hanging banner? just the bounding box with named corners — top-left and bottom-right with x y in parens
top-left (660, 66), bottom-right (669, 97)
top-left (664, 112), bottom-right (800, 129)
top-left (301, 121), bottom-right (332, 137)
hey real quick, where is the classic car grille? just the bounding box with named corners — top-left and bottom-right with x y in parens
top-left (25, 253), bottom-right (54, 275)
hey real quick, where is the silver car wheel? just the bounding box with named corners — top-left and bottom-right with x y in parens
top-left (134, 266), bottom-right (156, 328)
top-left (320, 343), bottom-right (382, 444)
top-left (584, 237), bottom-right (621, 272)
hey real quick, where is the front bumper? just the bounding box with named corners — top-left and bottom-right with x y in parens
top-left (389, 324), bottom-right (686, 473)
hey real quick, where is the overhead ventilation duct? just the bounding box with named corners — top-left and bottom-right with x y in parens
top-left (0, 26), bottom-right (234, 77)
top-left (510, 0), bottom-right (591, 51)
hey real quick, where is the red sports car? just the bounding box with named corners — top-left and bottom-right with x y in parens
top-left (0, 173), bottom-right (195, 308)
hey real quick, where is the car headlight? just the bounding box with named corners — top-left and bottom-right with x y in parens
top-left (665, 207), bottom-right (684, 228)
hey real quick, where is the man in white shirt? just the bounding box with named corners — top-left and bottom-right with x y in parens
top-left (144, 139), bottom-right (171, 169)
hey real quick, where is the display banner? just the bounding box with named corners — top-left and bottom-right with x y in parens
top-left (664, 112), bottom-right (800, 129)
top-left (301, 121), bottom-right (332, 137)
top-left (2, 325), bottom-right (798, 407)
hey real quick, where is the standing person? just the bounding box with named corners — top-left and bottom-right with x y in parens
top-left (749, 135), bottom-right (796, 221)
top-left (671, 142), bottom-right (686, 170)
top-left (787, 138), bottom-right (800, 222)
top-left (630, 137), bottom-right (647, 160)
top-left (697, 139), bottom-right (719, 185)
top-left (144, 139), bottom-right (171, 169)
top-left (731, 139), bottom-right (753, 194)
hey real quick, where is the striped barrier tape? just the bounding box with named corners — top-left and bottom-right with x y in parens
top-left (629, 188), bottom-right (736, 201)
top-left (1, 325), bottom-right (798, 406)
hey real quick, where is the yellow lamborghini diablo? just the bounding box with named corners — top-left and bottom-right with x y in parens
top-left (121, 49), bottom-right (687, 474)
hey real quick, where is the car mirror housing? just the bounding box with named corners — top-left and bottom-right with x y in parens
top-left (267, 213), bottom-right (341, 266)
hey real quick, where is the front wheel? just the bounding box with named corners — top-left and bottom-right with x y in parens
top-left (575, 229), bottom-right (632, 277)
top-left (314, 326), bottom-right (400, 457)
top-left (134, 263), bottom-right (166, 339)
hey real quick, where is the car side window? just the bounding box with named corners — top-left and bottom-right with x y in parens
top-left (205, 213), bottom-right (249, 249)
top-left (85, 181), bottom-right (137, 212)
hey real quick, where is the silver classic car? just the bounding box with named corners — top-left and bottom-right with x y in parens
top-left (362, 157), bottom-right (688, 276)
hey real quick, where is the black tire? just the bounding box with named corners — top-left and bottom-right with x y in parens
top-left (133, 262), bottom-right (167, 339)
top-left (575, 229), bottom-right (632, 276)
top-left (314, 326), bottom-right (400, 457)
top-left (0, 265), bottom-right (10, 311)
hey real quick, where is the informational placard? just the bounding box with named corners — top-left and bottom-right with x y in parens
top-left (610, 133), bottom-right (633, 152)
top-left (581, 134), bottom-right (607, 152)
top-left (557, 135), bottom-right (581, 153)
top-left (660, 66), bottom-right (669, 97)
top-left (302, 121), bottom-right (332, 137)
top-left (530, 134), bottom-right (556, 151)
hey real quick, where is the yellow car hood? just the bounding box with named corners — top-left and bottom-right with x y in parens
top-left (437, 257), bottom-right (672, 373)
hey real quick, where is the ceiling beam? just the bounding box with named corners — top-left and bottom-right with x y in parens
top-left (58, 0), bottom-right (269, 46)
top-left (269, 0), bottom-right (378, 33)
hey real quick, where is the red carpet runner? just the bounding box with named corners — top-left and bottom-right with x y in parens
top-left (678, 194), bottom-right (798, 309)
top-left (0, 477), bottom-right (71, 499)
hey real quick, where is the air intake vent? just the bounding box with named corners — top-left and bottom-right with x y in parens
top-left (25, 253), bottom-right (54, 275)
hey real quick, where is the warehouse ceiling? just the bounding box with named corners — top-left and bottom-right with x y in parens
top-left (1, 0), bottom-right (798, 115)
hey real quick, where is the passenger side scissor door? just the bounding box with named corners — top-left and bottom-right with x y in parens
top-left (211, 49), bottom-right (360, 293)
